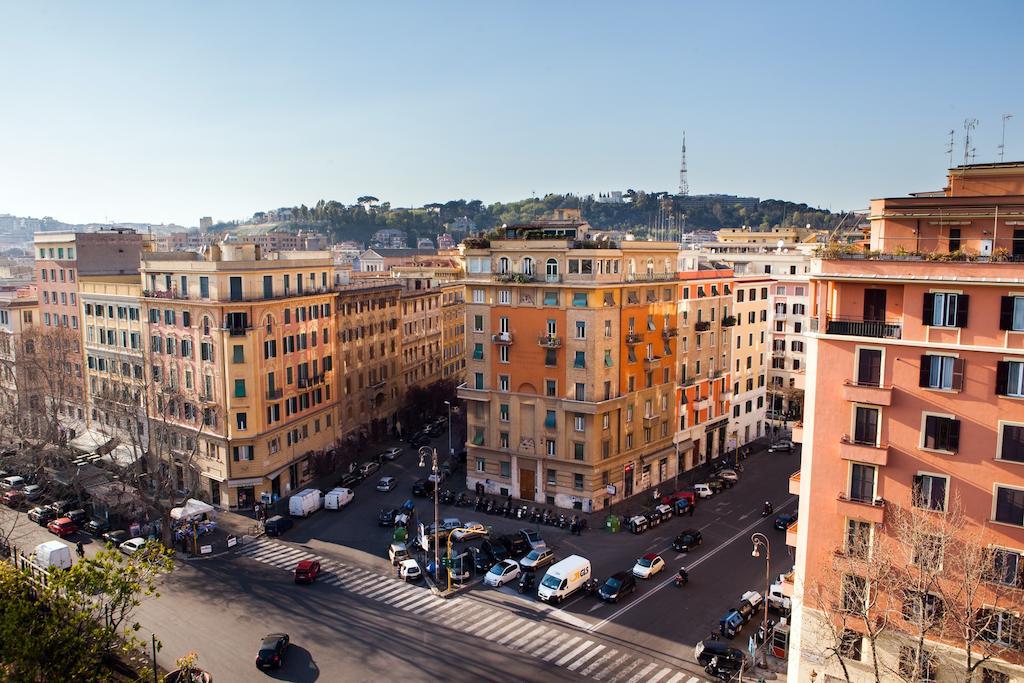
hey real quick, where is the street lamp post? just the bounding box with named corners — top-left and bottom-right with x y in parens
top-left (419, 446), bottom-right (440, 584)
top-left (751, 532), bottom-right (771, 668)
top-left (444, 400), bottom-right (453, 457)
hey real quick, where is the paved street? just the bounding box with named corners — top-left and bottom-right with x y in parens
top-left (0, 429), bottom-right (798, 682)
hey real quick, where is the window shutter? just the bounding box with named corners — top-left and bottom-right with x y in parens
top-left (919, 355), bottom-right (931, 388)
top-left (951, 357), bottom-right (965, 391)
top-left (922, 293), bottom-right (935, 325)
top-left (1000, 296), bottom-right (1015, 330)
top-left (996, 361), bottom-right (1010, 396)
top-left (948, 419), bottom-right (961, 452)
top-left (955, 294), bottom-right (970, 328)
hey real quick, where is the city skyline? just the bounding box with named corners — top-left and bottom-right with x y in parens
top-left (1, 1), bottom-right (1022, 227)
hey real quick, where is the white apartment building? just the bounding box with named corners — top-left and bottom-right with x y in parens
top-left (730, 275), bottom-right (771, 448)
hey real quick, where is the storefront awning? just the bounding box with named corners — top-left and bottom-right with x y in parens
top-left (226, 477), bottom-right (263, 488)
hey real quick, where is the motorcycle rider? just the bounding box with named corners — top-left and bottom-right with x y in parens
top-left (75, 540), bottom-right (85, 559)
top-left (675, 567), bottom-right (688, 585)
top-left (762, 500), bottom-right (773, 516)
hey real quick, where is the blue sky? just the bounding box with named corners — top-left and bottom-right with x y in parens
top-left (1, 1), bottom-right (1022, 226)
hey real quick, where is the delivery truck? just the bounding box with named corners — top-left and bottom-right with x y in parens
top-left (537, 554), bottom-right (591, 604)
top-left (324, 487), bottom-right (354, 510)
top-left (288, 488), bottom-right (323, 517)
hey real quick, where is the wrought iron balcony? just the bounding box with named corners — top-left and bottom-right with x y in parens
top-left (825, 316), bottom-right (902, 339)
top-left (694, 321), bottom-right (711, 332)
top-left (491, 332), bottom-right (514, 344)
top-left (537, 335), bottom-right (562, 348)
top-left (662, 328), bottom-right (678, 339)
top-left (624, 332), bottom-right (644, 345)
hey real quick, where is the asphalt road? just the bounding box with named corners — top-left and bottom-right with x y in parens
top-left (0, 429), bottom-right (798, 682)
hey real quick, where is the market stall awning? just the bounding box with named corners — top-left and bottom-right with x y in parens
top-left (68, 428), bottom-right (116, 455)
top-left (170, 498), bottom-right (215, 521)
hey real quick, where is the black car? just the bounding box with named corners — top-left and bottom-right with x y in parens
top-left (496, 533), bottom-right (529, 557)
top-left (411, 478), bottom-right (435, 497)
top-left (66, 509), bottom-right (87, 526)
top-left (706, 479), bottom-right (726, 494)
top-left (481, 538), bottom-right (511, 562)
top-left (48, 499), bottom-right (76, 515)
top-left (468, 546), bottom-right (492, 575)
top-left (424, 423), bottom-right (443, 437)
top-left (102, 529), bottom-right (130, 546)
top-left (84, 518), bottom-right (111, 536)
top-left (597, 571), bottom-right (637, 603)
top-left (264, 515), bottom-right (294, 537)
top-left (672, 529), bottom-right (704, 552)
top-left (409, 433), bottom-right (431, 448)
top-left (774, 512), bottom-right (798, 531)
top-left (255, 633), bottom-right (290, 671)
top-left (378, 508), bottom-right (401, 527)
top-left (694, 639), bottom-right (745, 670)
top-left (337, 473), bottom-right (360, 489)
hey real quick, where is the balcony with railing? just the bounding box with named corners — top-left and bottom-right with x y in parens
top-left (789, 470), bottom-right (801, 496)
top-left (792, 422), bottom-right (803, 443)
top-left (266, 387), bottom-right (283, 400)
top-left (537, 334), bottom-right (562, 348)
top-left (721, 315), bottom-right (737, 328)
top-left (839, 435), bottom-right (889, 466)
top-left (841, 380), bottom-right (893, 406)
top-left (624, 332), bottom-right (644, 345)
top-left (643, 356), bottom-right (662, 370)
top-left (836, 491), bottom-right (886, 524)
top-left (694, 320), bottom-right (711, 332)
top-left (625, 271), bottom-right (677, 282)
top-left (780, 571), bottom-right (795, 598)
top-left (824, 316), bottom-right (903, 339)
top-left (662, 328), bottom-right (678, 339)
top-left (786, 520), bottom-right (798, 548)
top-left (491, 331), bottom-right (514, 345)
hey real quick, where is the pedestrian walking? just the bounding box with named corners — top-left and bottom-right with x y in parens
top-left (688, 502), bottom-right (695, 516)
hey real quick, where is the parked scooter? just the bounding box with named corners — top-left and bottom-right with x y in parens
top-left (582, 578), bottom-right (600, 596)
top-left (556, 514), bottom-right (567, 528)
top-left (455, 493), bottom-right (468, 507)
top-left (530, 507), bottom-right (541, 523)
top-left (517, 572), bottom-right (536, 594)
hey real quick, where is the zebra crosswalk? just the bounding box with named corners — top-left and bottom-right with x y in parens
top-left (237, 537), bottom-right (706, 682)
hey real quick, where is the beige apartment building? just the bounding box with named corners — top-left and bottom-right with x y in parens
top-left (140, 243), bottom-right (338, 508)
top-left (0, 286), bottom-right (39, 437)
top-left (400, 278), bottom-right (444, 391)
top-left (730, 275), bottom-right (772, 447)
top-left (441, 280), bottom-right (466, 382)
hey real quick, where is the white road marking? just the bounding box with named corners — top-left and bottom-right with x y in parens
top-left (625, 662), bottom-right (658, 683)
top-left (588, 603), bottom-right (605, 613)
top-left (485, 617), bottom-right (526, 641)
top-left (607, 657), bottom-right (643, 682)
top-left (647, 666), bottom-right (672, 682)
top-left (530, 631), bottom-right (568, 657)
top-left (580, 648), bottom-right (619, 677)
top-left (512, 624), bottom-right (549, 650)
top-left (496, 622), bottom-right (533, 645)
top-left (593, 652), bottom-right (632, 681)
top-left (566, 644), bottom-right (605, 671)
top-left (542, 635), bottom-right (581, 661)
top-left (555, 639), bottom-right (593, 667)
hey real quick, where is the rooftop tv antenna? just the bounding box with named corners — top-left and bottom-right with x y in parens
top-left (678, 131), bottom-right (689, 196)
top-left (946, 129), bottom-right (955, 167)
top-left (999, 114), bottom-right (1014, 162)
top-left (962, 118), bottom-right (979, 166)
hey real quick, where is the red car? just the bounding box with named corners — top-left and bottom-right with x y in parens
top-left (47, 517), bottom-right (78, 538)
top-left (1, 489), bottom-right (24, 508)
top-left (294, 559), bottom-right (321, 584)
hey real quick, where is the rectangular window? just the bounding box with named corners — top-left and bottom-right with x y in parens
top-left (575, 320), bottom-right (586, 339)
top-left (849, 463), bottom-right (876, 503)
top-left (500, 461), bottom-right (511, 477)
top-left (233, 379), bottom-right (246, 397)
top-left (199, 276), bottom-right (209, 298)
top-left (853, 406), bottom-right (879, 446)
top-left (919, 354), bottom-right (964, 390)
top-left (838, 630), bottom-right (863, 661)
top-left (473, 314), bottom-right (484, 332)
top-left (976, 609), bottom-right (1022, 648)
top-left (994, 485), bottom-right (1024, 527)
top-left (499, 404), bottom-right (509, 422)
top-left (232, 345), bottom-right (244, 363)
top-left (545, 348), bottom-right (557, 367)
top-left (474, 372), bottom-right (484, 390)
top-left (923, 415), bottom-right (960, 452)
top-left (572, 292), bottom-right (588, 307)
top-left (841, 574), bottom-right (866, 613)
top-left (996, 360), bottom-right (1024, 397)
top-left (546, 468), bottom-right (557, 486)
top-left (999, 296), bottom-right (1024, 331)
top-left (857, 348), bottom-right (882, 386)
top-left (573, 351), bottom-right (586, 369)
top-left (544, 411), bottom-right (556, 429)
top-left (913, 474), bottom-right (948, 511)
top-left (472, 343), bottom-right (484, 360)
top-left (574, 473), bottom-right (584, 491)
top-left (999, 423), bottom-right (1024, 463)
top-left (574, 442), bottom-right (585, 461)
top-left (476, 458), bottom-right (485, 473)
top-left (845, 519), bottom-right (872, 559)
top-left (574, 415), bottom-right (585, 432)
top-left (236, 412), bottom-right (248, 430)
top-left (543, 291), bottom-right (559, 306)
top-left (924, 292), bottom-right (968, 328)
top-left (988, 548), bottom-right (1023, 588)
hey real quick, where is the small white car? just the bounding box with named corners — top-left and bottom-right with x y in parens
top-left (718, 469), bottom-right (739, 483)
top-left (376, 476), bottom-right (397, 492)
top-left (449, 522), bottom-right (486, 541)
top-left (440, 518), bottom-right (463, 532)
top-left (399, 559), bottom-right (422, 582)
top-left (119, 537), bottom-right (147, 555)
top-left (358, 461), bottom-right (380, 477)
top-left (693, 483), bottom-right (714, 499)
top-left (632, 553), bottom-right (666, 579)
top-left (382, 447), bottom-right (402, 460)
top-left (484, 559), bottom-right (521, 587)
top-left (22, 484), bottom-right (43, 501)
top-left (388, 542), bottom-right (410, 565)
top-left (768, 440), bottom-right (794, 453)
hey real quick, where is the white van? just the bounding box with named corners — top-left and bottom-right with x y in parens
top-left (537, 554), bottom-right (591, 604)
top-left (0, 475), bottom-right (25, 491)
top-left (323, 487), bottom-right (354, 510)
top-left (288, 488), bottom-right (323, 517)
top-left (35, 540), bottom-right (72, 570)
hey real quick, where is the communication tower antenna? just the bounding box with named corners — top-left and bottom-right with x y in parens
top-left (946, 129), bottom-right (955, 168)
top-left (999, 114), bottom-right (1014, 162)
top-left (678, 131), bottom-right (689, 196)
top-left (962, 118), bottom-right (979, 166)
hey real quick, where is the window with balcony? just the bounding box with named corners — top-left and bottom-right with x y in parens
top-left (922, 414), bottom-right (960, 452)
top-left (845, 519), bottom-right (872, 559)
top-left (994, 485), bottom-right (1024, 527)
top-left (912, 473), bottom-right (948, 511)
top-left (855, 348), bottom-right (882, 386)
top-left (849, 463), bottom-right (876, 503)
top-left (987, 548), bottom-right (1024, 588)
top-left (998, 423), bottom-right (1024, 463)
top-left (474, 372), bottom-right (484, 390)
top-left (853, 406), bottom-right (880, 445)
top-left (919, 354), bottom-right (963, 391)
top-left (923, 292), bottom-right (968, 328)
top-left (999, 296), bottom-right (1024, 331)
top-left (996, 360), bottom-right (1024, 397)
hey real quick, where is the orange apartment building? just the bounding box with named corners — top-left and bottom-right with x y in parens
top-left (458, 218), bottom-right (719, 510)
top-left (789, 162), bottom-right (1024, 682)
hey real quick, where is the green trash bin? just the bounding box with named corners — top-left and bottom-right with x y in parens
top-left (605, 514), bottom-right (620, 533)
top-left (393, 527), bottom-right (407, 543)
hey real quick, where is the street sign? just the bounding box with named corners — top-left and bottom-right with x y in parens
top-left (606, 484), bottom-right (617, 495)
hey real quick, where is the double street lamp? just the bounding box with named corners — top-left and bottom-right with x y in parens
top-left (751, 532), bottom-right (771, 667)
top-left (418, 446), bottom-right (441, 584)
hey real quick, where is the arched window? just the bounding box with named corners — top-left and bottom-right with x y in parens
top-left (646, 258), bottom-right (654, 276)
top-left (202, 316), bottom-right (211, 336)
top-left (498, 257), bottom-right (509, 274)
top-left (522, 257), bottom-right (533, 276)
top-left (546, 258), bottom-right (559, 281)
top-left (263, 314), bottom-right (274, 333)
